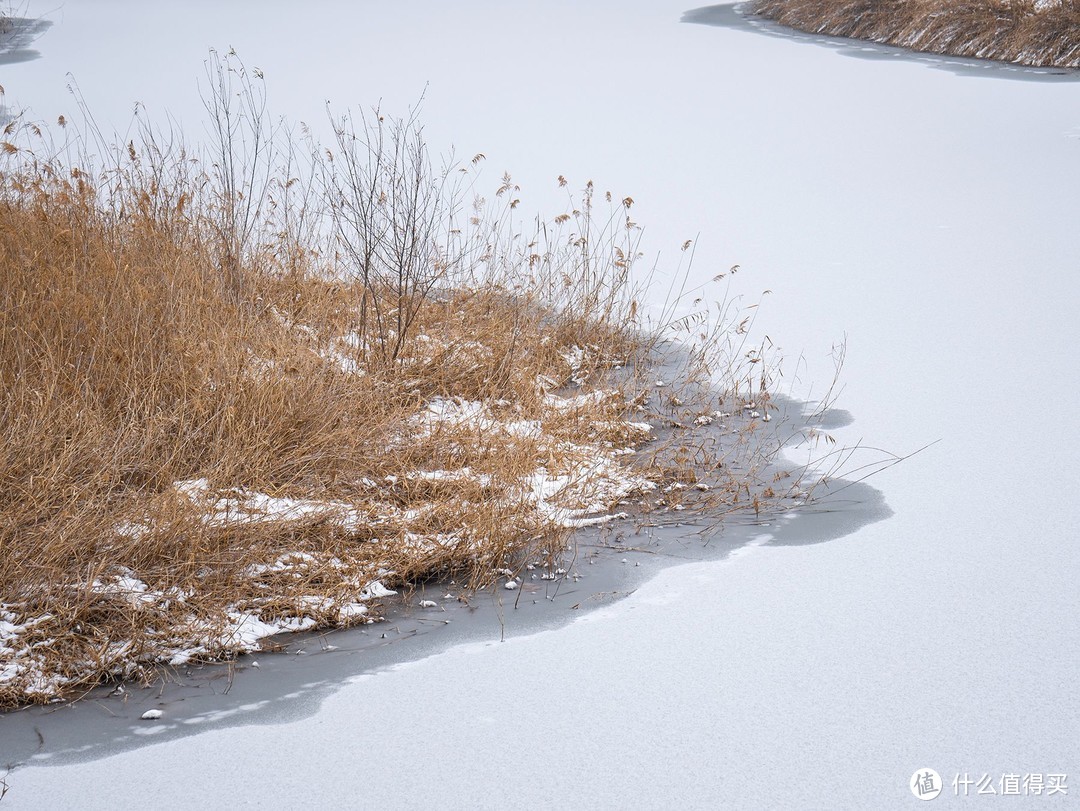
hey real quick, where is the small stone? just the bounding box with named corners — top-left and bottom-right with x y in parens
top-left (140, 709), bottom-right (163, 721)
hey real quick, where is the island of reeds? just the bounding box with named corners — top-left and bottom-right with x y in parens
top-left (750, 0), bottom-right (1080, 68)
top-left (0, 53), bottom-right (822, 706)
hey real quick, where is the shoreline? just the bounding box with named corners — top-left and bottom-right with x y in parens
top-left (0, 331), bottom-right (806, 707)
top-left (0, 386), bottom-right (892, 771)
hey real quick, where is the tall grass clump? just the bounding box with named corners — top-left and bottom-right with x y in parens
top-left (0, 53), bottom-right (822, 706)
top-left (751, 0), bottom-right (1080, 68)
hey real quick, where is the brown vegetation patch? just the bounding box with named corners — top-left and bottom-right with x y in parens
top-left (0, 53), bottom-right (815, 706)
top-left (751, 0), bottom-right (1080, 68)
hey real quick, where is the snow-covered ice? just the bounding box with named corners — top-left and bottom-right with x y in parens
top-left (1, 0), bottom-right (1078, 808)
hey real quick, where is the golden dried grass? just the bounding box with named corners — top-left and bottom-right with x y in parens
top-left (0, 57), bottom-right (808, 705)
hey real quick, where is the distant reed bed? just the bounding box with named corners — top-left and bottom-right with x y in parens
top-left (751, 0), bottom-right (1080, 68)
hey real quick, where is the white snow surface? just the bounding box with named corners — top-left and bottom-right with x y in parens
top-left (3, 1), bottom-right (1080, 808)
top-left (169, 478), bottom-right (367, 530)
top-left (410, 394), bottom-right (655, 528)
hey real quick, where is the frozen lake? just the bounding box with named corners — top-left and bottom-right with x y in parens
top-left (2, 1), bottom-right (1079, 807)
